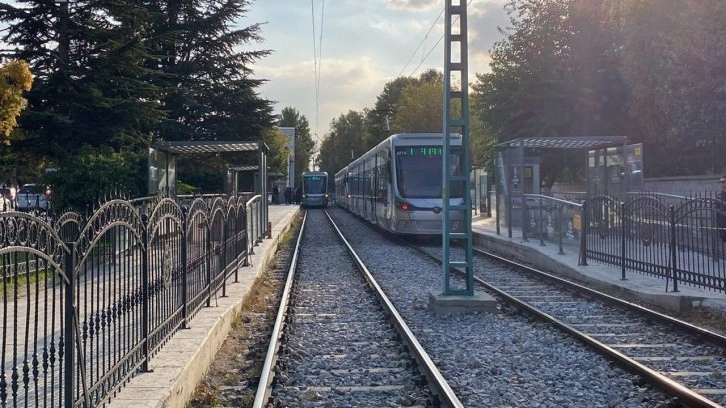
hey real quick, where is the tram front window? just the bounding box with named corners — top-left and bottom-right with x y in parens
top-left (303, 176), bottom-right (327, 194)
top-left (395, 146), bottom-right (464, 198)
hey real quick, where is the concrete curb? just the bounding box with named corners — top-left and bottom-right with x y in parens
top-left (473, 232), bottom-right (704, 313)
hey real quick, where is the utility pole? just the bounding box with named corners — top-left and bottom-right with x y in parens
top-left (431, 0), bottom-right (497, 314)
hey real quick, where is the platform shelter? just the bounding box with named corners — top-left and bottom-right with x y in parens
top-left (494, 136), bottom-right (643, 237)
top-left (150, 140), bottom-right (270, 226)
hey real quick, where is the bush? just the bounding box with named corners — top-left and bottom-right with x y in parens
top-left (45, 145), bottom-right (146, 211)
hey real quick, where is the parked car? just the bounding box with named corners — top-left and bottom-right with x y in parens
top-left (16, 184), bottom-right (51, 212)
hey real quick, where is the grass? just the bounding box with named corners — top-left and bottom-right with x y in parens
top-left (187, 211), bottom-right (303, 408)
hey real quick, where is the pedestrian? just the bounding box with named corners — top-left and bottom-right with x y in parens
top-left (295, 186), bottom-right (302, 204)
top-left (284, 187), bottom-right (291, 205)
top-left (272, 186), bottom-right (279, 204)
top-left (717, 176), bottom-right (726, 242)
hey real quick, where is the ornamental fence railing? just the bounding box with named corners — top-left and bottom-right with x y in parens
top-left (0, 193), bottom-right (268, 407)
top-left (518, 191), bottom-right (726, 294)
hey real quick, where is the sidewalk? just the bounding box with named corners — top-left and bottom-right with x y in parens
top-left (107, 204), bottom-right (300, 408)
top-left (471, 213), bottom-right (726, 314)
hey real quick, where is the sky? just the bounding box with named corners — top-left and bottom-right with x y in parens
top-left (240, 0), bottom-right (510, 144)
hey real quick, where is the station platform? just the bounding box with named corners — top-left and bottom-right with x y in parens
top-left (470, 213), bottom-right (726, 314)
top-left (108, 203), bottom-right (300, 408)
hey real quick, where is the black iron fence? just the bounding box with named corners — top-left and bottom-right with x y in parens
top-left (582, 192), bottom-right (726, 293)
top-left (517, 191), bottom-right (726, 294)
top-left (0, 193), bottom-right (268, 407)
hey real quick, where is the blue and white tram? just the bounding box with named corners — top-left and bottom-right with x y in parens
top-left (301, 171), bottom-right (329, 208)
top-left (335, 133), bottom-right (466, 235)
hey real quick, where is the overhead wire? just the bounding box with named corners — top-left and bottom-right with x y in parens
top-left (401, 0), bottom-right (474, 79)
top-left (310, 0), bottom-right (325, 142)
top-left (397, 7), bottom-right (444, 78)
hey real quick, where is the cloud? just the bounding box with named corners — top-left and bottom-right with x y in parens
top-left (254, 56), bottom-right (382, 138)
top-left (246, 0), bottom-right (511, 138)
top-left (385, 0), bottom-right (440, 11)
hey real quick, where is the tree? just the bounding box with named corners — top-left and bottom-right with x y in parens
top-left (0, 60), bottom-right (33, 143)
top-left (364, 69), bottom-right (444, 151)
top-left (619, 0), bottom-right (726, 175)
top-left (389, 81), bottom-right (448, 133)
top-left (472, 0), bottom-right (633, 185)
top-left (1, 0), bottom-right (166, 157)
top-left (262, 127), bottom-right (293, 180)
top-left (326, 111), bottom-right (366, 172)
top-left (149, 0), bottom-right (275, 143)
top-left (0, 0), bottom-right (276, 205)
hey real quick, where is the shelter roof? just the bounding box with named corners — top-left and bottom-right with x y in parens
top-left (154, 141), bottom-right (266, 155)
top-left (228, 165), bottom-right (258, 172)
top-left (495, 136), bottom-right (629, 150)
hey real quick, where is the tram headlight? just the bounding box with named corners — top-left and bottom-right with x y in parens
top-left (396, 199), bottom-right (414, 212)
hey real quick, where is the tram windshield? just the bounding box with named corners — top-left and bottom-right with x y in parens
top-left (395, 146), bottom-right (464, 198)
top-left (303, 175), bottom-right (327, 194)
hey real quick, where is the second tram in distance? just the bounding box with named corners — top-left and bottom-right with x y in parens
top-left (334, 132), bottom-right (466, 235)
top-left (301, 171), bottom-right (329, 208)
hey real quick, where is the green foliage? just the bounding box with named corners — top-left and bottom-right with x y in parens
top-left (176, 155), bottom-right (229, 194)
top-left (618, 0), bottom-right (726, 175)
top-left (176, 180), bottom-right (196, 195)
top-left (472, 0), bottom-right (635, 185)
top-left (0, 60), bottom-right (33, 141)
top-left (45, 145), bottom-right (146, 210)
top-left (0, 0), bottom-right (275, 199)
top-left (471, 0), bottom-right (726, 180)
top-left (263, 127), bottom-right (292, 178)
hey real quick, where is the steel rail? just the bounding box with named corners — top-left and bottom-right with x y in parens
top-left (473, 247), bottom-right (726, 348)
top-left (252, 211), bottom-right (306, 408)
top-left (410, 241), bottom-right (724, 408)
top-left (323, 210), bottom-right (464, 408)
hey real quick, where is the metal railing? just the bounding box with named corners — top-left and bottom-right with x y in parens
top-left (0, 192), bottom-right (269, 407)
top-left (510, 191), bottom-right (726, 294)
top-left (522, 194), bottom-right (583, 256)
top-left (582, 192), bottom-right (726, 293)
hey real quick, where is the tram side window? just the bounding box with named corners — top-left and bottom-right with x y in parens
top-left (376, 154), bottom-right (389, 201)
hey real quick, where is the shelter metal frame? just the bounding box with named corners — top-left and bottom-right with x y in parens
top-left (152, 140), bottom-right (269, 236)
top-left (494, 136), bottom-right (630, 238)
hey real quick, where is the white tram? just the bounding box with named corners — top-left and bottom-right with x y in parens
top-left (334, 133), bottom-right (466, 235)
top-left (301, 171), bottom-right (329, 208)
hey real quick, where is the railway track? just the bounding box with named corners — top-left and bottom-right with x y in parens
top-left (327, 207), bottom-right (675, 407)
top-left (413, 241), bottom-right (726, 407)
top-left (253, 209), bottom-right (460, 407)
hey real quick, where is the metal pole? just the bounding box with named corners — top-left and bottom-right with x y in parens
top-left (181, 207), bottom-right (189, 328)
top-left (621, 202), bottom-right (627, 280)
top-left (579, 201), bottom-right (588, 266)
top-left (63, 243), bottom-right (75, 408)
top-left (669, 205), bottom-right (679, 292)
top-left (557, 204), bottom-right (564, 255)
top-left (539, 198), bottom-right (544, 246)
top-left (141, 214), bottom-right (151, 371)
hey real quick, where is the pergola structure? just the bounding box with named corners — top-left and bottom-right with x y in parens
top-left (494, 136), bottom-right (642, 236)
top-left (151, 140), bottom-right (269, 225)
